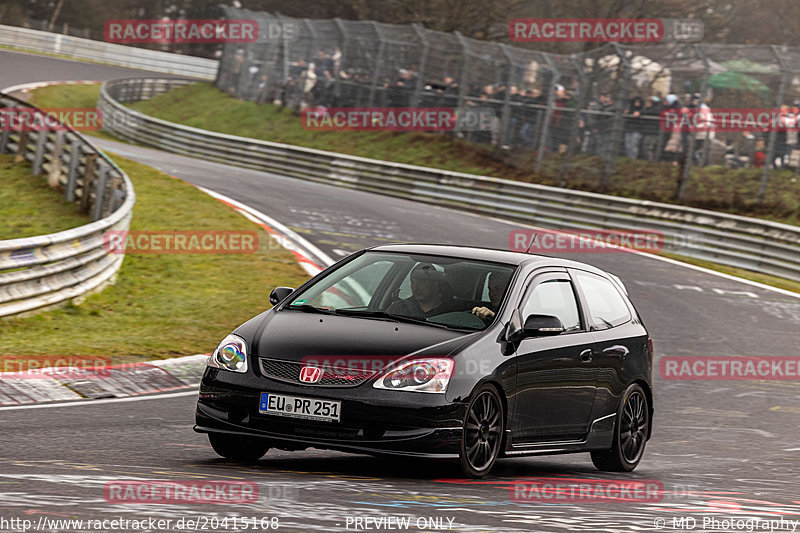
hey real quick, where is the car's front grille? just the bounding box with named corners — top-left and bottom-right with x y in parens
top-left (259, 358), bottom-right (378, 387)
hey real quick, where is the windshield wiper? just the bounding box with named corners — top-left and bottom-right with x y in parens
top-left (333, 309), bottom-right (405, 321)
top-left (333, 309), bottom-right (468, 331)
top-left (285, 303), bottom-right (335, 315)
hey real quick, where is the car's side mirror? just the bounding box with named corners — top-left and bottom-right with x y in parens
top-left (269, 286), bottom-right (294, 306)
top-left (523, 314), bottom-right (565, 337)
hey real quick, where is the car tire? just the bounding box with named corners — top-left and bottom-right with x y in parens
top-left (459, 384), bottom-right (504, 478)
top-left (591, 383), bottom-right (649, 472)
top-left (208, 433), bottom-right (271, 461)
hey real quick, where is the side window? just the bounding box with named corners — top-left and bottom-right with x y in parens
top-left (574, 271), bottom-right (631, 330)
top-left (521, 279), bottom-right (581, 332)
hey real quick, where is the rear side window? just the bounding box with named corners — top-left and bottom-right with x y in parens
top-left (574, 271), bottom-right (631, 330)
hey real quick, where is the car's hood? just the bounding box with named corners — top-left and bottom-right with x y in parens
top-left (239, 310), bottom-right (476, 363)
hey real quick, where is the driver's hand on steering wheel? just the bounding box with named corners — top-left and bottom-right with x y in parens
top-left (472, 306), bottom-right (495, 321)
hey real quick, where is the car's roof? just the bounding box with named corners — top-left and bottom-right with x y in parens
top-left (367, 243), bottom-right (610, 275)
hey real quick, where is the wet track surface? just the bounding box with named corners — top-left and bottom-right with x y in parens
top-left (3, 50), bottom-right (800, 532)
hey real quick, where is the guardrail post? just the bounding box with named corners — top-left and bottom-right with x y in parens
top-left (48, 130), bottom-right (64, 187)
top-left (14, 130), bottom-right (28, 163)
top-left (65, 136), bottom-right (81, 202)
top-left (0, 128), bottom-right (9, 154)
top-left (91, 164), bottom-right (110, 221)
top-left (32, 130), bottom-right (48, 175)
top-left (80, 152), bottom-right (97, 212)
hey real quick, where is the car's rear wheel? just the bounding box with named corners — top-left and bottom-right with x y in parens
top-left (208, 433), bottom-right (271, 461)
top-left (591, 384), bottom-right (649, 472)
top-left (460, 384), bottom-right (504, 478)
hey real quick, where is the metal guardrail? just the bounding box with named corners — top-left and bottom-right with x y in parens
top-left (0, 90), bottom-right (135, 317)
top-left (99, 77), bottom-right (800, 283)
top-left (0, 24), bottom-right (217, 79)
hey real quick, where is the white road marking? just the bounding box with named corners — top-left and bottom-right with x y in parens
top-left (712, 288), bottom-right (759, 298)
top-left (196, 185), bottom-right (335, 267)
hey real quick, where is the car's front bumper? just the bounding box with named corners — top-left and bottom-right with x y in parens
top-left (194, 367), bottom-right (465, 458)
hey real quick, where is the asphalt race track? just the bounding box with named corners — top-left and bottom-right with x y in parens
top-left (3, 50), bottom-right (800, 532)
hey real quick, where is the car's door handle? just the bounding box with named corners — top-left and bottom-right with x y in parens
top-left (602, 345), bottom-right (630, 357)
top-left (579, 349), bottom-right (593, 362)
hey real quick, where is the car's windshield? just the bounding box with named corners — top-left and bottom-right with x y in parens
top-left (283, 252), bottom-right (516, 330)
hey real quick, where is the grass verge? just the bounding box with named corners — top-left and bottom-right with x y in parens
top-left (0, 154), bottom-right (90, 239)
top-left (0, 152), bottom-right (310, 360)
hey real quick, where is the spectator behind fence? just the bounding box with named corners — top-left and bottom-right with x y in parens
top-left (594, 93), bottom-right (615, 158)
top-left (624, 96), bottom-right (644, 159)
top-left (693, 103), bottom-right (715, 163)
top-left (786, 104), bottom-right (800, 168)
top-left (520, 88), bottom-right (544, 150)
top-left (547, 84), bottom-right (573, 154)
top-left (662, 93), bottom-right (684, 166)
top-left (641, 96), bottom-right (662, 161)
top-left (773, 105), bottom-right (791, 168)
top-left (753, 138), bottom-right (766, 168)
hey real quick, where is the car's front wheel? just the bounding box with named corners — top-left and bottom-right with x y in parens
top-left (591, 383), bottom-right (649, 472)
top-left (459, 384), bottom-right (504, 478)
top-left (208, 433), bottom-right (271, 461)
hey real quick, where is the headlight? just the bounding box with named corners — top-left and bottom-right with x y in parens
top-left (208, 334), bottom-right (248, 373)
top-left (373, 358), bottom-right (454, 393)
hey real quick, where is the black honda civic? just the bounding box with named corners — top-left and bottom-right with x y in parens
top-left (195, 244), bottom-right (653, 477)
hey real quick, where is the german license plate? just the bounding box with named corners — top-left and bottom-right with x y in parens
top-left (259, 392), bottom-right (341, 422)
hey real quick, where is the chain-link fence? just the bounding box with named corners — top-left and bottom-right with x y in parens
top-left (217, 7), bottom-right (800, 201)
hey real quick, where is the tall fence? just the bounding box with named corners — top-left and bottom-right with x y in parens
top-left (216, 8), bottom-right (800, 201)
top-left (99, 77), bottom-right (800, 284)
top-left (0, 88), bottom-right (135, 318)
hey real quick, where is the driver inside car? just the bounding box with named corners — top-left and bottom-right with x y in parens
top-left (387, 263), bottom-right (451, 319)
top-left (472, 270), bottom-right (512, 323)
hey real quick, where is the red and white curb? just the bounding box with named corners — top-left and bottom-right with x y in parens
top-left (196, 185), bottom-right (335, 276)
top-left (0, 354), bottom-right (209, 407)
